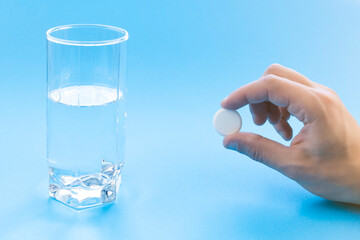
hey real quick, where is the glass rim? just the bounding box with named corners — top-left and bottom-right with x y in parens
top-left (46, 24), bottom-right (129, 46)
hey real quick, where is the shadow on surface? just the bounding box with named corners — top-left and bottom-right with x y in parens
top-left (300, 198), bottom-right (360, 219)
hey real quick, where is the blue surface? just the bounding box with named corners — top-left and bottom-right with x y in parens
top-left (1, 0), bottom-right (360, 239)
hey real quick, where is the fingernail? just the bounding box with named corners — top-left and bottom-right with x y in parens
top-left (226, 141), bottom-right (238, 151)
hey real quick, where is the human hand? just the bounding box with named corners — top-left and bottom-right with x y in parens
top-left (221, 64), bottom-right (360, 205)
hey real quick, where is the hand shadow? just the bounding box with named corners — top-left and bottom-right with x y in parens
top-left (300, 198), bottom-right (360, 220)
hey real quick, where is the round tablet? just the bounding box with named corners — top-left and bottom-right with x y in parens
top-left (213, 108), bottom-right (242, 136)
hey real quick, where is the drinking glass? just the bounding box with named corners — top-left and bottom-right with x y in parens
top-left (46, 24), bottom-right (128, 209)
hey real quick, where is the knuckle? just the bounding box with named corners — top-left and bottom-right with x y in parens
top-left (315, 89), bottom-right (339, 106)
top-left (264, 63), bottom-right (282, 75)
top-left (245, 134), bottom-right (264, 162)
top-left (262, 74), bottom-right (279, 85)
top-left (247, 146), bottom-right (264, 162)
top-left (323, 86), bottom-right (339, 97)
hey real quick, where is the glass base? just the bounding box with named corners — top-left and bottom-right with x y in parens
top-left (48, 162), bottom-right (122, 210)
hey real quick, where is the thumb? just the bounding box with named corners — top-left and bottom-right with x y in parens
top-left (223, 132), bottom-right (292, 170)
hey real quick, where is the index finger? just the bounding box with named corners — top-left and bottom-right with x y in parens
top-left (221, 75), bottom-right (318, 123)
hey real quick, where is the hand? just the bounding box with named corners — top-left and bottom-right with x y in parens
top-left (221, 63), bottom-right (360, 205)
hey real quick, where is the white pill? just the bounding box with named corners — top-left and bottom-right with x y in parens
top-left (213, 108), bottom-right (242, 136)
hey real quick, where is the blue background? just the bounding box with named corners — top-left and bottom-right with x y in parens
top-left (1, 0), bottom-right (360, 239)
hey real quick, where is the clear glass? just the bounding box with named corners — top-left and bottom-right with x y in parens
top-left (46, 24), bottom-right (128, 210)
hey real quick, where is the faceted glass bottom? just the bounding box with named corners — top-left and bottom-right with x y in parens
top-left (48, 161), bottom-right (122, 210)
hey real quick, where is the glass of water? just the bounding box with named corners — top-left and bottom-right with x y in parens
top-left (46, 24), bottom-right (128, 209)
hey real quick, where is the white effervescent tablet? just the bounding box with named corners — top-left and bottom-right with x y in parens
top-left (213, 108), bottom-right (242, 136)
